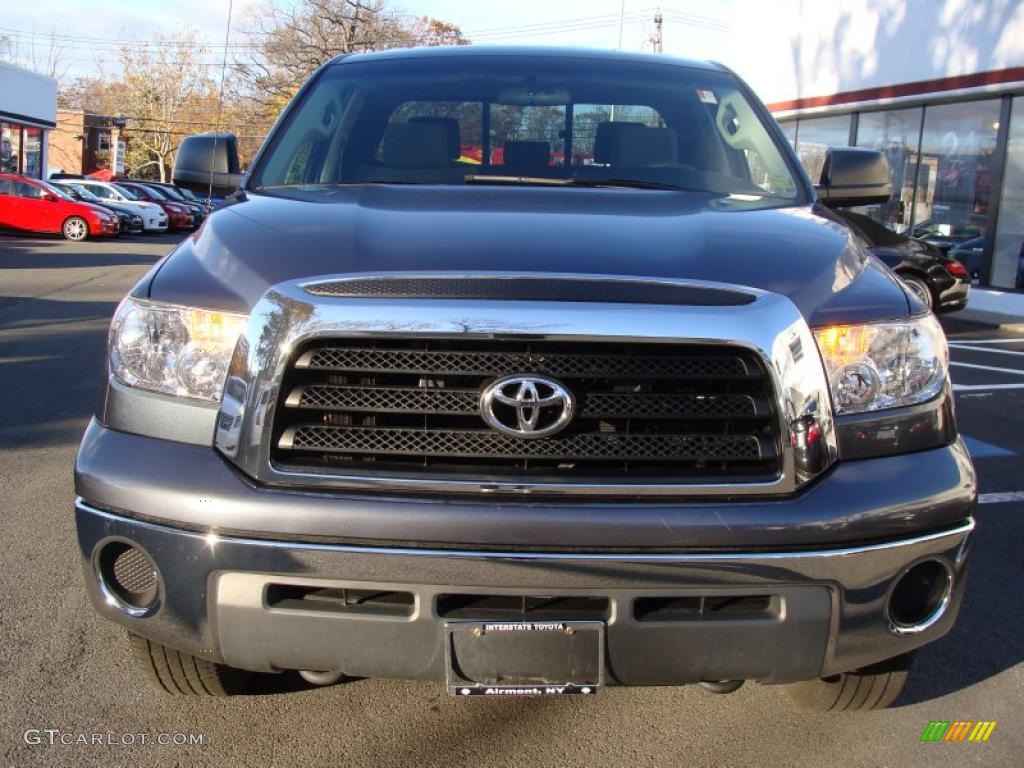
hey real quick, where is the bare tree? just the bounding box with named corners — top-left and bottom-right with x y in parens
top-left (0, 28), bottom-right (68, 81)
top-left (231, 0), bottom-right (468, 125)
top-left (118, 30), bottom-right (219, 181)
top-left (27, 29), bottom-right (69, 81)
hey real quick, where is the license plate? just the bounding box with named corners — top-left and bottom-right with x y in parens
top-left (444, 620), bottom-right (604, 697)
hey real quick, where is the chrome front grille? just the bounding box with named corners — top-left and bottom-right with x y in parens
top-left (270, 338), bottom-right (782, 482)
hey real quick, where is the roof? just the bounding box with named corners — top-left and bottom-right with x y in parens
top-left (333, 45), bottom-right (721, 73)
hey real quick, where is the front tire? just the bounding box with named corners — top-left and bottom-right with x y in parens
top-left (900, 274), bottom-right (934, 311)
top-left (785, 652), bottom-right (913, 711)
top-left (62, 216), bottom-right (89, 241)
top-left (128, 633), bottom-right (251, 696)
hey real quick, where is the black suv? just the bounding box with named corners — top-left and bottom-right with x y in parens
top-left (74, 48), bottom-right (975, 710)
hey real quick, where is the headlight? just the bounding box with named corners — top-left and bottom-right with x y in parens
top-left (813, 315), bottom-right (948, 414)
top-left (109, 297), bottom-right (247, 401)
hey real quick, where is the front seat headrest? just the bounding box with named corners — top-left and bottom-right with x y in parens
top-left (380, 122), bottom-right (451, 168)
top-left (409, 116), bottom-right (462, 160)
top-left (503, 141), bottom-right (551, 167)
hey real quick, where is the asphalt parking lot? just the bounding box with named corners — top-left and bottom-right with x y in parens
top-left (0, 233), bottom-right (1021, 768)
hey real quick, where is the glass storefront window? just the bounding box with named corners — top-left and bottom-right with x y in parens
top-left (854, 108), bottom-right (923, 233)
top-left (1, 122), bottom-right (21, 174)
top-left (793, 114), bottom-right (851, 182)
top-left (778, 119), bottom-right (797, 147)
top-left (910, 100), bottom-right (1000, 278)
top-left (23, 127), bottom-right (42, 179)
top-left (777, 95), bottom-right (1023, 290)
top-left (992, 96), bottom-right (1024, 289)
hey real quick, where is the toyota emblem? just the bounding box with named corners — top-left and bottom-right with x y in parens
top-left (479, 374), bottom-right (575, 439)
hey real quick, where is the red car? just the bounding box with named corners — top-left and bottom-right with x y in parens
top-left (0, 173), bottom-right (119, 240)
top-left (114, 181), bottom-right (194, 231)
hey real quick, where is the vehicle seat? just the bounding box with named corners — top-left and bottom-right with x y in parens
top-left (593, 122), bottom-right (647, 165)
top-left (503, 141), bottom-right (551, 168)
top-left (593, 122), bottom-right (679, 166)
top-left (409, 117), bottom-right (462, 161)
top-left (379, 122), bottom-right (451, 168)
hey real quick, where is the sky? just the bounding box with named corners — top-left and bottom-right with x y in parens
top-left (0, 0), bottom-right (736, 80)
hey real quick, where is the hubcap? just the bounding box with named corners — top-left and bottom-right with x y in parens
top-left (65, 219), bottom-right (87, 240)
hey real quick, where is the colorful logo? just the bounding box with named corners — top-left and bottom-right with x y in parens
top-left (921, 721), bottom-right (996, 742)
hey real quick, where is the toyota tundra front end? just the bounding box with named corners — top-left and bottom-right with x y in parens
top-left (74, 47), bottom-right (975, 710)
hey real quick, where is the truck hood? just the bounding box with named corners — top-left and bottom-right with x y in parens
top-left (146, 185), bottom-right (911, 326)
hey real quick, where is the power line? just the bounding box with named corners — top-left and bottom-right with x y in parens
top-left (0, 7), bottom-right (730, 56)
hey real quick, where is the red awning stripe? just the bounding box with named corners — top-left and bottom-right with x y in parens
top-left (767, 67), bottom-right (1024, 113)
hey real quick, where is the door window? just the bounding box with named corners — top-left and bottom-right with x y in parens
top-left (15, 181), bottom-right (44, 198)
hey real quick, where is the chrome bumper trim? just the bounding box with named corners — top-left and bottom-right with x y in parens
top-left (76, 498), bottom-right (973, 563)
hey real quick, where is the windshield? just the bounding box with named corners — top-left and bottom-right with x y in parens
top-left (43, 182), bottom-right (76, 201)
top-left (134, 184), bottom-right (167, 200)
top-left (252, 55), bottom-right (803, 206)
top-left (68, 184), bottom-right (102, 202)
top-left (154, 185), bottom-right (183, 200)
top-left (111, 184), bottom-right (140, 200)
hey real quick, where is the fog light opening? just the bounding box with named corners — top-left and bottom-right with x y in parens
top-left (95, 540), bottom-right (160, 617)
top-left (887, 559), bottom-right (952, 635)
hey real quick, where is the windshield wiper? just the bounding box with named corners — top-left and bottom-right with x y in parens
top-left (463, 175), bottom-right (573, 186)
top-left (462, 174), bottom-right (694, 192)
top-left (564, 178), bottom-right (696, 191)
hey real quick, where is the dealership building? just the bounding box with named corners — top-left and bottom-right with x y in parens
top-left (0, 61), bottom-right (57, 180)
top-left (721, 2), bottom-right (1024, 291)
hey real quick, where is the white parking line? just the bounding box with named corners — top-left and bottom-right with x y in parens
top-left (979, 491), bottom-right (1024, 504)
top-left (954, 383), bottom-right (1024, 391)
top-left (949, 361), bottom-right (1024, 376)
top-left (949, 344), bottom-right (1024, 357)
top-left (948, 338), bottom-right (1024, 345)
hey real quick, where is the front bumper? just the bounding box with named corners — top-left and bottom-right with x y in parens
top-left (75, 422), bottom-right (977, 685)
top-left (76, 501), bottom-right (972, 684)
top-left (167, 212), bottom-right (194, 230)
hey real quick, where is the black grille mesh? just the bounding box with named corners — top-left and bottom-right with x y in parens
top-left (295, 385), bottom-right (762, 419)
top-left (301, 347), bottom-right (750, 379)
top-left (272, 338), bottom-right (781, 484)
top-left (284, 426), bottom-right (762, 461)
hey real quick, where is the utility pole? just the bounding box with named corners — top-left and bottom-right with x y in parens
top-left (617, 0), bottom-right (626, 50)
top-left (652, 11), bottom-right (663, 53)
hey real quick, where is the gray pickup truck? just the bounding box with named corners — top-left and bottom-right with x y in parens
top-left (75, 47), bottom-right (975, 710)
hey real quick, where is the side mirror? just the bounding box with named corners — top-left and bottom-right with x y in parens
top-left (172, 132), bottom-right (244, 201)
top-left (43, 193), bottom-right (58, 202)
top-left (816, 147), bottom-right (892, 208)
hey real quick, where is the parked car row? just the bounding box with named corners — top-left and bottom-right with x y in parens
top-left (0, 172), bottom-right (210, 241)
